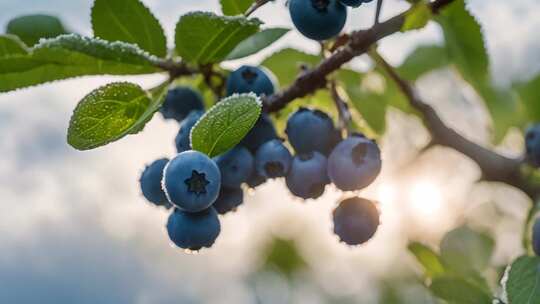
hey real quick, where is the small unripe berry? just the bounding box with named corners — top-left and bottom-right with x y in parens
top-left (333, 197), bottom-right (380, 245)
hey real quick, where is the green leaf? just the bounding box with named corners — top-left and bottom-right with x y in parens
top-left (429, 276), bottom-right (492, 304)
top-left (437, 0), bottom-right (520, 142)
top-left (190, 93), bottom-right (261, 157)
top-left (226, 28), bottom-right (289, 60)
top-left (440, 226), bottom-right (494, 275)
top-left (220, 0), bottom-right (254, 16)
top-left (262, 48), bottom-right (321, 86)
top-left (0, 34), bottom-right (159, 93)
top-left (402, 2), bottom-right (432, 32)
top-left (6, 14), bottom-right (69, 46)
top-left (397, 45), bottom-right (448, 81)
top-left (175, 12), bottom-right (261, 64)
top-left (514, 74), bottom-right (540, 124)
top-left (408, 242), bottom-right (446, 278)
top-left (0, 35), bottom-right (29, 57)
top-left (505, 256), bottom-right (540, 304)
top-left (68, 81), bottom-right (169, 150)
top-left (91, 0), bottom-right (167, 58)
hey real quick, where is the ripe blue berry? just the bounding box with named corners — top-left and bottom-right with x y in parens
top-left (286, 108), bottom-right (335, 154)
top-left (286, 152), bottom-right (329, 199)
top-left (160, 86), bottom-right (204, 122)
top-left (167, 207), bottom-right (221, 250)
top-left (327, 134), bottom-right (381, 191)
top-left (246, 170), bottom-right (267, 188)
top-left (163, 151), bottom-right (221, 212)
top-left (226, 65), bottom-right (276, 96)
top-left (333, 197), bottom-right (380, 246)
top-left (289, 0), bottom-right (347, 41)
top-left (533, 218), bottom-right (540, 256)
top-left (339, 0), bottom-right (373, 7)
top-left (175, 110), bottom-right (203, 153)
top-left (214, 147), bottom-right (254, 188)
top-left (255, 139), bottom-right (293, 178)
top-left (525, 125), bottom-right (540, 167)
top-left (213, 187), bottom-right (244, 215)
top-left (240, 114), bottom-right (278, 153)
top-left (139, 158), bottom-right (171, 208)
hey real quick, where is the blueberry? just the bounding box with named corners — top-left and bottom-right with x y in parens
top-left (160, 86), bottom-right (204, 122)
top-left (139, 158), bottom-right (171, 208)
top-left (289, 0), bottom-right (347, 41)
top-left (163, 150), bottom-right (221, 212)
top-left (286, 108), bottom-right (335, 154)
top-left (240, 114), bottom-right (278, 153)
top-left (525, 125), bottom-right (540, 167)
top-left (255, 139), bottom-right (293, 178)
top-left (226, 65), bottom-right (276, 96)
top-left (167, 207), bottom-right (221, 250)
top-left (327, 134), bottom-right (381, 191)
top-left (339, 0), bottom-right (372, 7)
top-left (246, 170), bottom-right (267, 188)
top-left (214, 147), bottom-right (254, 188)
top-left (333, 197), bottom-right (380, 245)
top-left (533, 218), bottom-right (540, 256)
top-left (175, 110), bottom-right (204, 153)
top-left (286, 152), bottom-right (329, 199)
top-left (213, 187), bottom-right (244, 215)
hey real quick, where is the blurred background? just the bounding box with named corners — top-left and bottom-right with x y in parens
top-left (0, 0), bottom-right (539, 303)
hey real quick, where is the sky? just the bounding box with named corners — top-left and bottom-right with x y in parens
top-left (0, 0), bottom-right (539, 303)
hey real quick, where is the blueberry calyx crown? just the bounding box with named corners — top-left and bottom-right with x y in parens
top-left (311, 0), bottom-right (330, 12)
top-left (184, 170), bottom-right (210, 196)
top-left (298, 152), bottom-right (314, 161)
top-left (241, 67), bottom-right (259, 84)
top-left (265, 162), bottom-right (285, 177)
top-left (351, 143), bottom-right (368, 166)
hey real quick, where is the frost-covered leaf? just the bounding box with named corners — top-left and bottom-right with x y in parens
top-left (402, 2), bottom-right (432, 32)
top-left (6, 14), bottom-right (68, 46)
top-left (175, 12), bottom-right (261, 64)
top-left (430, 276), bottom-right (492, 304)
top-left (68, 81), bottom-right (169, 150)
top-left (505, 256), bottom-right (540, 304)
top-left (220, 0), bottom-right (254, 15)
top-left (408, 242), bottom-right (446, 278)
top-left (226, 28), bottom-right (289, 60)
top-left (0, 34), bottom-right (159, 93)
top-left (91, 0), bottom-right (167, 57)
top-left (440, 226), bottom-right (494, 275)
top-left (0, 35), bottom-right (29, 57)
top-left (190, 93), bottom-right (261, 157)
top-left (397, 45), bottom-right (448, 81)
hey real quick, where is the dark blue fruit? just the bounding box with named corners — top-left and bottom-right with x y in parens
top-left (533, 218), bottom-right (540, 256)
top-left (289, 0), bottom-right (347, 41)
top-left (163, 150), bottom-right (221, 212)
top-left (140, 158), bottom-right (171, 208)
top-left (255, 139), bottom-right (293, 178)
top-left (167, 207), bottom-right (221, 250)
top-left (327, 134), bottom-right (381, 191)
top-left (333, 197), bottom-right (380, 246)
top-left (339, 0), bottom-right (373, 7)
top-left (175, 110), bottom-right (203, 153)
top-left (214, 147), bottom-right (254, 188)
top-left (246, 170), bottom-right (267, 188)
top-left (525, 125), bottom-right (540, 167)
top-left (160, 86), bottom-right (204, 122)
top-left (213, 187), bottom-right (244, 215)
top-left (240, 114), bottom-right (278, 153)
top-left (286, 152), bottom-right (329, 199)
top-left (226, 65), bottom-right (276, 96)
top-left (286, 108), bottom-right (335, 154)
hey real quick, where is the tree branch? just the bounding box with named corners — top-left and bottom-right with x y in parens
top-left (262, 0), bottom-right (456, 112)
top-left (371, 50), bottom-right (540, 200)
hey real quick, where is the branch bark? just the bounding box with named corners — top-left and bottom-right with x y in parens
top-left (262, 0), bottom-right (456, 112)
top-left (371, 50), bottom-right (540, 200)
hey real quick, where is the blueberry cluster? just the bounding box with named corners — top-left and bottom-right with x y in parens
top-left (139, 64), bottom-right (382, 251)
top-left (289, 0), bottom-right (375, 41)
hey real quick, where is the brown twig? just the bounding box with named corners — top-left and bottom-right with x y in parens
top-left (330, 82), bottom-right (352, 135)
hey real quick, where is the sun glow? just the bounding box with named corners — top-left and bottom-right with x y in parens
top-left (408, 180), bottom-right (443, 217)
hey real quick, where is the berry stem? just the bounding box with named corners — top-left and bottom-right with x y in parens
top-left (245, 0), bottom-right (272, 17)
top-left (374, 0), bottom-right (384, 25)
top-left (330, 81), bottom-right (353, 135)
